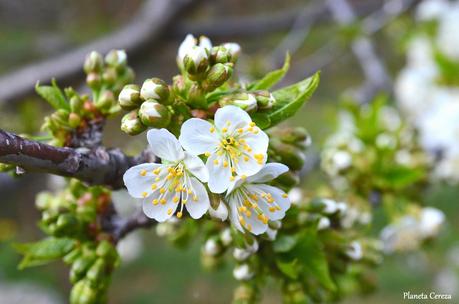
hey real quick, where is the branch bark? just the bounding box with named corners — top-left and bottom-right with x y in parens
top-left (0, 129), bottom-right (154, 189)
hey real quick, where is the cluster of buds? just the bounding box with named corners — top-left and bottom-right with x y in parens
top-left (118, 78), bottom-right (172, 135)
top-left (267, 126), bottom-right (311, 190)
top-left (35, 180), bottom-right (120, 304)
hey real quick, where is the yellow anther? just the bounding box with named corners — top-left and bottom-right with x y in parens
top-left (249, 122), bottom-right (256, 127)
top-left (239, 216), bottom-right (245, 225)
top-left (210, 127), bottom-right (215, 133)
top-left (175, 186), bottom-right (182, 192)
top-left (182, 199), bottom-right (187, 204)
top-left (205, 152), bottom-right (211, 157)
top-left (222, 127), bottom-right (228, 133)
top-left (213, 159), bottom-right (219, 165)
top-left (269, 206), bottom-right (276, 212)
top-left (223, 161), bottom-right (229, 168)
top-left (142, 192), bottom-right (148, 198)
top-left (241, 175), bottom-right (247, 180)
top-left (160, 198), bottom-right (167, 205)
top-left (152, 199), bottom-right (159, 205)
top-left (230, 176), bottom-right (235, 181)
top-left (167, 174), bottom-right (173, 180)
top-left (177, 211), bottom-right (183, 218)
top-left (154, 168), bottom-right (161, 174)
top-left (237, 128), bottom-right (243, 133)
top-left (167, 208), bottom-right (173, 215)
top-left (151, 184), bottom-right (157, 190)
top-left (282, 193), bottom-right (288, 198)
top-left (247, 127), bottom-right (253, 132)
top-left (244, 156), bottom-right (249, 162)
top-left (155, 177), bottom-right (160, 182)
top-left (253, 129), bottom-right (259, 134)
top-left (193, 195), bottom-right (198, 201)
top-left (254, 154), bottom-right (264, 160)
top-left (231, 167), bottom-right (236, 173)
top-left (187, 189), bottom-right (192, 194)
top-left (217, 150), bottom-right (224, 156)
top-left (160, 188), bottom-right (166, 194)
top-left (239, 138), bottom-right (246, 144)
top-left (140, 169), bottom-right (147, 176)
top-left (245, 210), bottom-right (252, 217)
top-left (276, 206), bottom-right (281, 211)
top-left (173, 196), bottom-right (179, 203)
top-left (246, 224), bottom-right (252, 232)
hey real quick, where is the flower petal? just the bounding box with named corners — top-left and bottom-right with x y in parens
top-left (183, 152), bottom-right (209, 182)
top-left (244, 212), bottom-right (268, 235)
top-left (247, 163), bottom-right (289, 184)
top-left (178, 34), bottom-right (196, 63)
top-left (147, 129), bottom-right (184, 162)
top-left (226, 176), bottom-right (245, 195)
top-left (179, 118), bottom-right (219, 155)
top-left (247, 184), bottom-right (290, 221)
top-left (184, 176), bottom-right (210, 219)
top-left (215, 105), bottom-right (251, 134)
top-left (228, 195), bottom-right (244, 233)
top-left (142, 189), bottom-right (178, 222)
top-left (123, 163), bottom-right (162, 198)
top-left (207, 153), bottom-right (232, 193)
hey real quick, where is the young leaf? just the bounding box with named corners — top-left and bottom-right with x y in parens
top-left (250, 113), bottom-right (271, 130)
top-left (35, 79), bottom-right (70, 111)
top-left (14, 237), bottom-right (76, 269)
top-left (248, 53), bottom-right (291, 90)
top-left (268, 71), bottom-right (320, 127)
top-left (276, 258), bottom-right (299, 279)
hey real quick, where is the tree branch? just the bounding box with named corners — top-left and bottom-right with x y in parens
top-left (0, 129), bottom-right (154, 189)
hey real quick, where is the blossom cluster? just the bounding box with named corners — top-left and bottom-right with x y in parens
top-left (123, 105), bottom-right (291, 235)
top-left (395, 0), bottom-right (459, 183)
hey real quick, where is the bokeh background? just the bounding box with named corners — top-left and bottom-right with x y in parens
top-left (0, 0), bottom-right (458, 303)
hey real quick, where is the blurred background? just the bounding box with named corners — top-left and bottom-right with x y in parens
top-left (0, 0), bottom-right (458, 303)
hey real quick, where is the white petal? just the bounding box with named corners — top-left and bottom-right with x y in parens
top-left (178, 34), bottom-right (196, 63)
top-left (199, 36), bottom-right (212, 50)
top-left (215, 105), bottom-right (251, 133)
top-left (184, 176), bottom-right (210, 219)
top-left (228, 196), bottom-right (244, 233)
top-left (247, 184), bottom-right (290, 221)
top-left (247, 163), bottom-right (289, 183)
top-left (207, 153), bottom-right (232, 193)
top-left (241, 128), bottom-right (269, 155)
top-left (142, 190), bottom-right (178, 222)
top-left (226, 176), bottom-right (245, 195)
top-left (244, 214), bottom-right (268, 235)
top-left (123, 163), bottom-right (162, 198)
top-left (235, 130), bottom-right (269, 176)
top-left (235, 153), bottom-right (264, 177)
top-left (183, 152), bottom-right (209, 182)
top-left (147, 129), bottom-right (184, 162)
top-left (179, 118), bottom-right (219, 155)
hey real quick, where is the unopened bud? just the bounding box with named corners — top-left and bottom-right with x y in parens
top-left (121, 110), bottom-right (146, 136)
top-left (205, 63), bottom-right (232, 91)
top-left (119, 84), bottom-right (141, 110)
top-left (68, 113), bottom-right (81, 128)
top-left (203, 238), bottom-right (221, 256)
top-left (172, 75), bottom-right (187, 97)
top-left (96, 90), bottom-right (115, 111)
top-left (233, 264), bottom-right (254, 281)
top-left (105, 49), bottom-right (127, 68)
top-left (346, 241), bottom-right (363, 260)
top-left (253, 90), bottom-right (275, 109)
top-left (220, 228), bottom-right (232, 246)
top-left (208, 200), bottom-right (229, 221)
top-left (70, 96), bottom-right (84, 113)
top-left (223, 43), bottom-right (241, 62)
top-left (183, 46), bottom-right (208, 76)
top-left (86, 72), bottom-right (101, 89)
top-left (87, 258), bottom-right (107, 284)
top-left (102, 67), bottom-right (117, 86)
top-left (220, 93), bottom-right (257, 112)
top-left (187, 84), bottom-right (207, 108)
top-left (138, 100), bottom-right (171, 128)
top-left (317, 217), bottom-right (331, 230)
top-left (209, 46), bottom-right (231, 64)
top-left (84, 51), bottom-right (103, 74)
top-left (270, 139), bottom-right (305, 171)
top-left (233, 248), bottom-right (251, 261)
top-left (140, 78), bottom-right (170, 103)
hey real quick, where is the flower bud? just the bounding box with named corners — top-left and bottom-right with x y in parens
top-left (204, 63), bottom-right (232, 91)
top-left (208, 200), bottom-right (229, 221)
top-left (138, 100), bottom-right (171, 128)
top-left (86, 258), bottom-right (107, 285)
top-left (317, 217), bottom-right (331, 230)
top-left (223, 43), bottom-right (241, 62)
top-left (269, 139), bottom-right (305, 171)
top-left (86, 72), bottom-right (101, 90)
top-left (219, 93), bottom-right (257, 112)
top-left (233, 248), bottom-right (251, 261)
top-left (203, 238), bottom-right (221, 256)
top-left (187, 84), bottom-right (207, 108)
top-left (68, 113), bottom-right (81, 128)
top-left (183, 46), bottom-right (208, 76)
top-left (233, 264), bottom-right (254, 281)
top-left (105, 49), bottom-right (127, 68)
top-left (220, 228), bottom-right (233, 246)
top-left (70, 96), bottom-right (84, 113)
top-left (119, 84), bottom-right (142, 110)
top-left (172, 75), bottom-right (187, 97)
top-left (70, 279), bottom-right (97, 304)
top-left (253, 90), bottom-right (275, 109)
top-left (121, 110), bottom-right (146, 136)
top-left (102, 67), bottom-right (117, 86)
top-left (95, 90), bottom-right (115, 111)
top-left (209, 46), bottom-right (231, 64)
top-left (346, 241), bottom-right (363, 260)
top-left (84, 51), bottom-right (104, 74)
top-left (140, 78), bottom-right (170, 104)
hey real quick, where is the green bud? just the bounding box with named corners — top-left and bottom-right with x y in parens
top-left (209, 46), bottom-right (231, 64)
top-left (69, 179), bottom-right (85, 197)
top-left (102, 67), bottom-right (117, 86)
top-left (55, 213), bottom-right (79, 235)
top-left (140, 78), bottom-right (170, 104)
top-left (95, 90), bottom-right (115, 111)
top-left (183, 46), bottom-right (209, 76)
top-left (84, 51), bottom-right (103, 74)
top-left (187, 84), bottom-right (207, 108)
top-left (120, 110), bottom-right (147, 135)
top-left (86, 258), bottom-right (107, 285)
top-left (118, 84), bottom-right (142, 110)
top-left (35, 192), bottom-right (52, 210)
top-left (63, 247), bottom-right (82, 265)
top-left (138, 100), bottom-right (171, 128)
top-left (68, 113), bottom-right (81, 128)
top-left (70, 253), bottom-right (97, 283)
top-left (41, 211), bottom-right (57, 225)
top-left (70, 279), bottom-right (97, 304)
top-left (223, 43), bottom-right (241, 63)
top-left (51, 112), bottom-right (69, 127)
top-left (70, 96), bottom-right (84, 113)
top-left (86, 72), bottom-right (101, 90)
top-left (204, 63), bottom-right (232, 91)
top-left (105, 49), bottom-right (127, 68)
top-left (172, 75), bottom-right (187, 97)
top-left (219, 93), bottom-right (257, 112)
top-left (0, 163), bottom-right (14, 172)
top-left (96, 240), bottom-right (117, 263)
top-left (253, 90), bottom-right (275, 109)
top-left (270, 139), bottom-right (305, 170)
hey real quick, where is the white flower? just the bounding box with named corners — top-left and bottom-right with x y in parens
top-left (220, 228), bottom-right (233, 246)
top-left (419, 207), bottom-right (445, 238)
top-left (416, 0), bottom-right (449, 21)
top-left (437, 2), bottom-right (459, 60)
top-left (177, 34), bottom-right (212, 66)
top-left (123, 129), bottom-right (210, 222)
top-left (204, 238), bottom-right (220, 256)
top-left (233, 264), bottom-right (254, 281)
top-left (179, 105), bottom-right (269, 193)
top-left (224, 163), bottom-right (291, 235)
top-left (317, 217), bottom-right (331, 230)
top-left (346, 241), bottom-right (363, 260)
top-left (223, 42), bottom-right (241, 59)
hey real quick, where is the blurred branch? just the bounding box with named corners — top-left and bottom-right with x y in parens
top-left (0, 129), bottom-right (154, 189)
top-left (107, 209), bottom-right (155, 243)
top-left (0, 0), bottom-right (195, 106)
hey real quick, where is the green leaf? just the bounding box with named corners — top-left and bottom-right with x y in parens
top-left (250, 112), bottom-right (271, 130)
top-left (294, 230), bottom-right (336, 291)
top-left (35, 79), bottom-right (69, 111)
top-left (273, 234), bottom-right (298, 253)
top-left (248, 53), bottom-right (290, 90)
top-left (268, 71), bottom-right (320, 126)
top-left (14, 237), bottom-right (76, 269)
top-left (276, 258), bottom-right (299, 279)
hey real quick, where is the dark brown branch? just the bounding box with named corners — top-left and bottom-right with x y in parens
top-left (107, 210), bottom-right (155, 243)
top-left (0, 129), bottom-right (154, 189)
top-left (0, 0), bottom-right (195, 106)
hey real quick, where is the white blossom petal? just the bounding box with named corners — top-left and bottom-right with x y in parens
top-left (142, 188), bottom-right (178, 222)
top-left (177, 34), bottom-right (196, 64)
top-left (229, 197), bottom-right (244, 233)
top-left (246, 163), bottom-right (288, 183)
top-left (214, 105), bottom-right (252, 133)
top-left (179, 118), bottom-right (219, 155)
top-left (184, 176), bottom-right (210, 219)
top-left (247, 184), bottom-right (290, 221)
top-left (207, 153), bottom-right (232, 193)
top-left (147, 129), bottom-right (185, 162)
top-left (183, 152), bottom-right (209, 182)
top-left (123, 163), bottom-right (162, 198)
